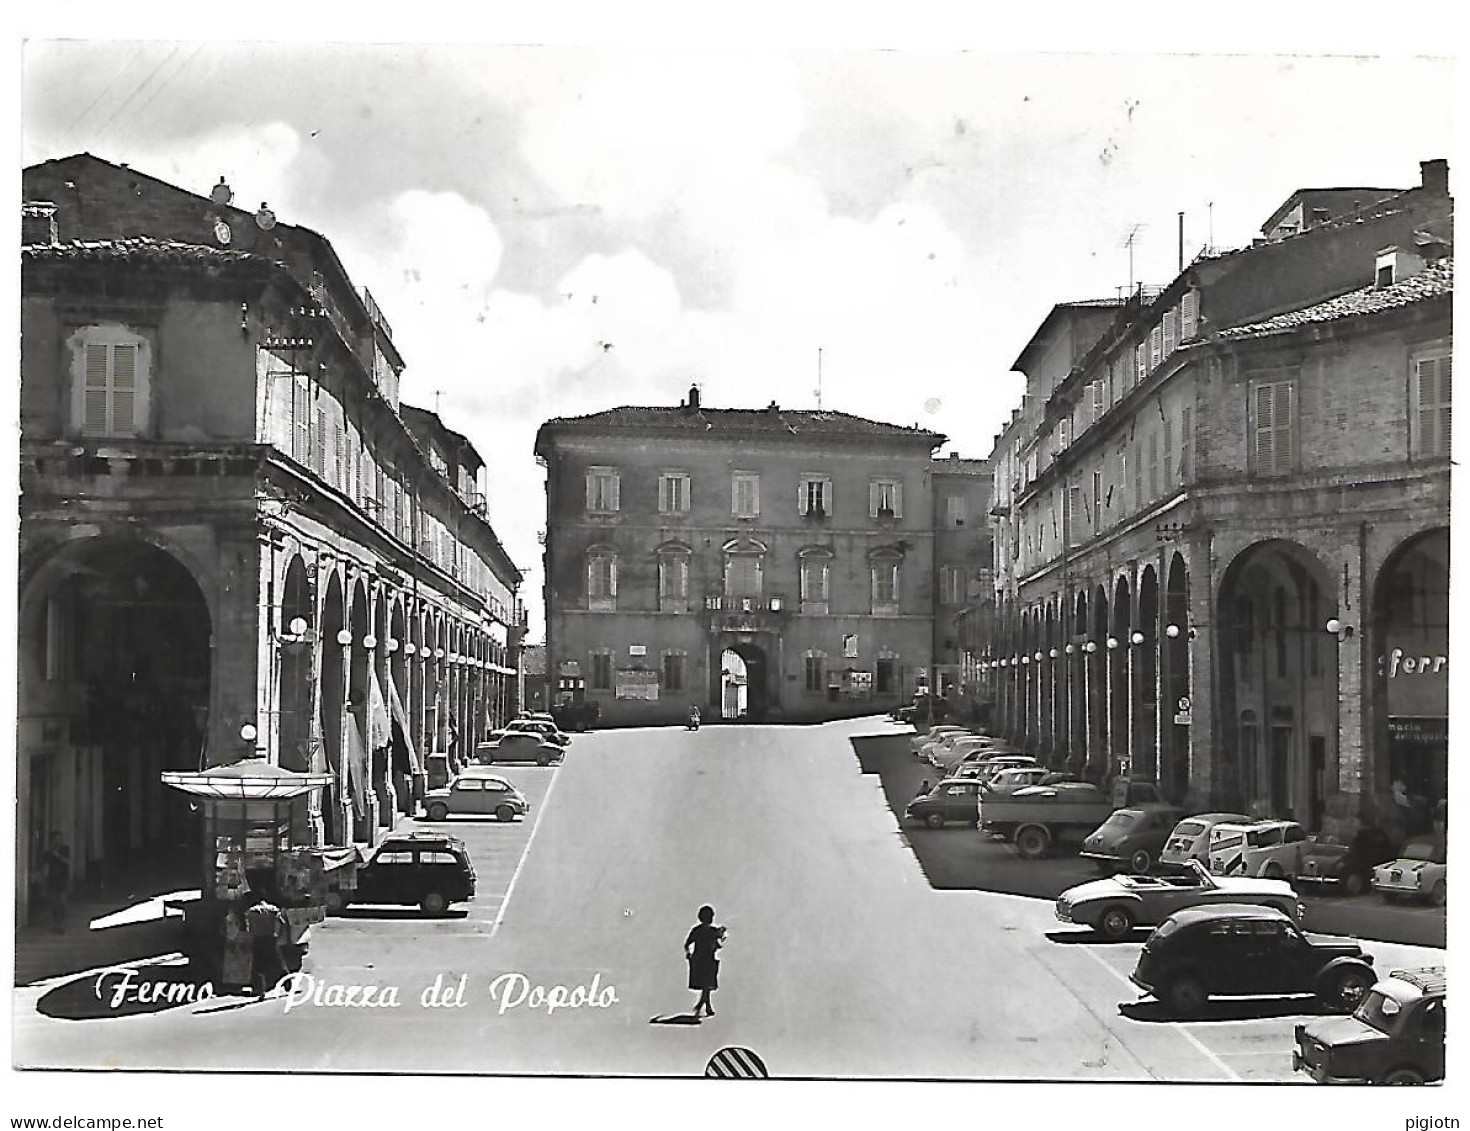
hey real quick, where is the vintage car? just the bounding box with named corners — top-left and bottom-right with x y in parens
top-left (910, 725), bottom-right (971, 756)
top-left (905, 777), bottom-right (985, 829)
top-left (1371, 837), bottom-right (1447, 905)
top-left (1056, 859), bottom-right (1302, 939)
top-left (490, 718), bottom-right (571, 747)
top-left (1296, 827), bottom-right (1398, 896)
top-left (939, 746), bottom-right (1030, 774)
top-left (329, 831), bottom-right (476, 916)
top-left (1293, 966), bottom-right (1446, 1085)
top-left (1159, 812), bottom-right (1251, 872)
top-left (422, 773), bottom-right (529, 823)
top-left (917, 730), bottom-right (988, 763)
top-left (474, 732), bottom-right (565, 766)
top-left (1079, 804), bottom-right (1186, 875)
top-left (1129, 904), bottom-right (1377, 1016)
top-left (972, 766), bottom-right (1053, 791)
top-left (1207, 819), bottom-right (1310, 878)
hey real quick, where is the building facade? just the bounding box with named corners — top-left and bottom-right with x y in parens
top-left (535, 389), bottom-right (948, 725)
top-left (987, 159), bottom-right (1451, 841)
top-left (930, 454), bottom-right (994, 720)
top-left (17, 154), bottom-right (524, 922)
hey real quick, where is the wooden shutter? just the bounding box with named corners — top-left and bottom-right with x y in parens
top-left (1416, 356), bottom-right (1453, 457)
top-left (1136, 342), bottom-right (1147, 383)
top-left (1091, 380), bottom-right (1104, 421)
top-left (1180, 407), bottom-right (1193, 480)
top-left (1162, 415), bottom-right (1174, 483)
top-left (111, 344), bottom-right (138, 435)
top-left (1150, 324), bottom-right (1163, 369)
top-left (1180, 289), bottom-right (1199, 339)
top-left (82, 344), bottom-right (110, 435)
top-left (1163, 307), bottom-right (1177, 356)
top-left (1255, 382), bottom-right (1293, 475)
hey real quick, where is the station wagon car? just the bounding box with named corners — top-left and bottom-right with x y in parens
top-left (1372, 838), bottom-right (1446, 905)
top-left (1208, 819), bottom-right (1309, 878)
top-left (1293, 966), bottom-right (1446, 1084)
top-left (1056, 859), bottom-right (1302, 939)
top-left (905, 777), bottom-right (984, 829)
top-left (423, 773), bottom-right (529, 823)
top-left (1159, 812), bottom-right (1251, 872)
top-left (1129, 904), bottom-right (1376, 1016)
top-left (330, 831), bottom-right (475, 916)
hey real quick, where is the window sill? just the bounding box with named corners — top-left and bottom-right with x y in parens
top-left (588, 599), bottom-right (617, 612)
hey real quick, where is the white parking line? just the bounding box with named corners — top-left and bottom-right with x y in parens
top-left (489, 764), bottom-right (563, 937)
top-left (1078, 944), bottom-right (1242, 1082)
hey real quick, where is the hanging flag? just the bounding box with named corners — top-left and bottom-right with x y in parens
top-left (368, 674), bottom-right (392, 753)
top-left (387, 674), bottom-right (421, 774)
top-left (345, 718), bottom-right (369, 813)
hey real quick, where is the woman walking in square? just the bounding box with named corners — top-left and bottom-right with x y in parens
top-left (684, 904), bottom-right (726, 1019)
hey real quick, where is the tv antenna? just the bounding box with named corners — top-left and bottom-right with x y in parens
top-left (433, 388), bottom-right (445, 414)
top-left (814, 347), bottom-right (823, 410)
top-left (1119, 222), bottom-right (1147, 294)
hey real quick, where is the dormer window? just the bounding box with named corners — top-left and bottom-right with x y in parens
top-left (1376, 245), bottom-right (1425, 288)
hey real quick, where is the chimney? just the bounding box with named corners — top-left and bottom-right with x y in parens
top-left (686, 384), bottom-right (701, 413)
top-left (1420, 158), bottom-right (1449, 195)
top-left (950, 451), bottom-right (960, 461)
top-left (22, 201), bottom-right (58, 245)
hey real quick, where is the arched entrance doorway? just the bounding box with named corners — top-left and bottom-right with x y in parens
top-left (1217, 540), bottom-right (1335, 824)
top-left (19, 537), bottom-right (211, 910)
top-left (1371, 527), bottom-right (1448, 838)
top-left (717, 642), bottom-right (768, 721)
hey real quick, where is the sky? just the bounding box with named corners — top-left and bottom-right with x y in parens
top-left (17, 25), bottom-right (1458, 646)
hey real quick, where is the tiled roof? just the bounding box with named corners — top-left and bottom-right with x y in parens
top-left (542, 405), bottom-right (946, 443)
top-left (1219, 260), bottom-right (1452, 340)
top-left (22, 236), bottom-right (267, 268)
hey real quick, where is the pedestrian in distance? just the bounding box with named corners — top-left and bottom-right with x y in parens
top-left (40, 832), bottom-right (71, 933)
top-left (242, 890), bottom-right (289, 995)
top-left (684, 904), bottom-right (726, 1019)
top-left (915, 779), bottom-right (931, 799)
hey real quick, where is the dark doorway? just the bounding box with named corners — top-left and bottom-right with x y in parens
top-left (1270, 726), bottom-right (1293, 819)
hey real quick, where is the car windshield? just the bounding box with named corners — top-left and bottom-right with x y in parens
top-left (1402, 841), bottom-right (1446, 863)
top-left (1102, 812), bottom-right (1139, 830)
top-left (1352, 989), bottom-right (1403, 1034)
top-left (1173, 821), bottom-right (1206, 837)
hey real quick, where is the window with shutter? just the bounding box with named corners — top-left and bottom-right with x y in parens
top-left (1180, 406), bottom-right (1193, 481)
top-left (75, 332), bottom-right (150, 438)
top-left (871, 478), bottom-right (902, 518)
top-left (1163, 416), bottom-right (1174, 484)
top-left (293, 376), bottom-right (311, 463)
top-left (1163, 307), bottom-right (1177, 357)
top-left (1150, 324), bottom-right (1163, 369)
top-left (1180, 289), bottom-right (1199, 339)
top-left (1148, 432), bottom-right (1159, 498)
top-left (659, 472), bottom-right (690, 513)
top-left (731, 472), bottom-right (760, 517)
top-left (1253, 381), bottom-right (1295, 476)
top-left (1091, 380), bottom-right (1104, 421)
top-left (332, 421), bottom-right (344, 488)
top-left (313, 408), bottom-right (327, 476)
top-left (799, 475), bottom-right (830, 516)
top-left (1413, 354), bottom-right (1453, 458)
top-left (1136, 342), bottom-right (1147, 383)
top-left (586, 467), bottom-right (620, 512)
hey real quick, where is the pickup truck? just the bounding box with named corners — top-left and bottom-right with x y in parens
top-left (979, 779), bottom-right (1164, 859)
top-left (551, 700), bottom-right (600, 732)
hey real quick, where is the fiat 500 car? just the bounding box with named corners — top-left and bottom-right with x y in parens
top-left (1056, 859), bottom-right (1302, 939)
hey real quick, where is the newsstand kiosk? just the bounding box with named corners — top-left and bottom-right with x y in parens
top-left (161, 759), bottom-right (346, 991)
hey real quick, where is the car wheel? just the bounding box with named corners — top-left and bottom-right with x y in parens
top-left (426, 803), bottom-right (448, 821)
top-left (1326, 967), bottom-right (1374, 1013)
top-left (1097, 905), bottom-right (1134, 940)
top-left (1430, 880), bottom-right (1446, 906)
top-left (1380, 1066), bottom-right (1427, 1085)
top-left (1263, 862), bottom-right (1286, 880)
top-left (924, 812), bottom-right (946, 830)
top-left (1128, 849), bottom-right (1153, 875)
top-left (1165, 975), bottom-right (1206, 1016)
top-left (1015, 826), bottom-right (1050, 860)
top-left (496, 804), bottom-right (516, 823)
top-left (1342, 871), bottom-right (1367, 897)
top-left (420, 891), bottom-right (448, 916)
top-left (323, 889), bottom-right (347, 914)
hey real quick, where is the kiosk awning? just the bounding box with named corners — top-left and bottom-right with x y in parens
top-left (161, 758), bottom-right (336, 800)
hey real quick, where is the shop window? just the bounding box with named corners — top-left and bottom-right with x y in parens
top-left (73, 326), bottom-right (150, 438)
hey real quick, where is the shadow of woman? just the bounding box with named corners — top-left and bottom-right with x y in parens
top-left (36, 960), bottom-right (219, 1021)
top-left (648, 1011), bottom-right (704, 1025)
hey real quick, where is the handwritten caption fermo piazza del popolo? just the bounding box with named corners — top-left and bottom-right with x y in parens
top-left (94, 967), bottom-right (618, 1016)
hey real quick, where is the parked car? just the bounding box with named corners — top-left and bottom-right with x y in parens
top-left (905, 777), bottom-right (985, 829)
top-left (1372, 837), bottom-right (1447, 905)
top-left (491, 718), bottom-right (571, 747)
top-left (1159, 812), bottom-right (1251, 872)
top-left (1079, 804), bottom-right (1186, 875)
top-left (551, 700), bottom-right (599, 732)
top-left (1207, 819), bottom-right (1309, 878)
top-left (955, 752), bottom-right (1036, 779)
top-left (980, 779), bottom-right (1165, 859)
top-left (423, 773), bottom-right (529, 823)
top-left (935, 744), bottom-right (1026, 773)
top-left (1057, 859), bottom-right (1303, 939)
top-left (474, 732), bottom-right (565, 766)
top-left (910, 724), bottom-right (970, 755)
top-left (1129, 903), bottom-right (1377, 1016)
top-left (1296, 827), bottom-right (1398, 896)
top-left (1293, 966), bottom-right (1446, 1084)
top-left (975, 766), bottom-right (1051, 791)
top-left (895, 695), bottom-right (952, 726)
top-left (332, 831), bottom-right (476, 916)
top-left (915, 728), bottom-right (979, 761)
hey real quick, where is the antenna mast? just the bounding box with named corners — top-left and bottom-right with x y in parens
top-left (1119, 223), bottom-right (1145, 295)
top-left (815, 347), bottom-right (823, 410)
